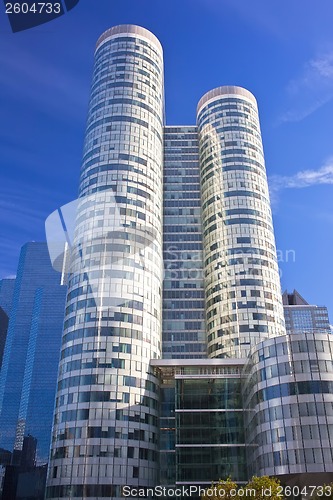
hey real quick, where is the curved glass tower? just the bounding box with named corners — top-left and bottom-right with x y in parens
top-left (197, 86), bottom-right (285, 358)
top-left (47, 25), bottom-right (164, 499)
top-left (243, 333), bottom-right (333, 479)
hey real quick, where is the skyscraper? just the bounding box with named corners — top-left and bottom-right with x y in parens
top-left (283, 289), bottom-right (331, 334)
top-left (162, 98), bottom-right (288, 361)
top-left (47, 25), bottom-right (164, 499)
top-left (0, 243), bottom-right (67, 466)
top-left (46, 24), bottom-right (333, 498)
top-left (197, 86), bottom-right (286, 358)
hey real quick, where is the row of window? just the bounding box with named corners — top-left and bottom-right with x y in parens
top-left (64, 310), bottom-right (146, 331)
top-left (197, 96), bottom-right (256, 120)
top-left (95, 42), bottom-right (162, 74)
top-left (163, 320), bottom-right (204, 331)
top-left (93, 59), bottom-right (159, 81)
top-left (61, 325), bottom-right (152, 346)
top-left (95, 35), bottom-right (161, 62)
top-left (257, 447), bottom-right (333, 470)
top-left (162, 332), bottom-right (203, 341)
top-left (253, 337), bottom-right (333, 362)
top-left (90, 96), bottom-right (163, 126)
top-left (250, 380), bottom-right (333, 406)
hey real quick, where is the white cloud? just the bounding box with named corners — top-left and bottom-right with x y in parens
top-left (287, 52), bottom-right (333, 93)
top-left (278, 51), bottom-right (333, 123)
top-left (278, 96), bottom-right (332, 123)
top-left (311, 56), bottom-right (333, 78)
top-left (269, 158), bottom-right (333, 204)
top-left (270, 160), bottom-right (333, 189)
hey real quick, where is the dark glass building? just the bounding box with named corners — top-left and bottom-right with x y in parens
top-left (0, 307), bottom-right (9, 369)
top-left (0, 278), bottom-right (15, 316)
top-left (0, 243), bottom-right (67, 465)
top-left (2, 435), bottom-right (47, 500)
top-left (152, 358), bottom-right (247, 488)
top-left (283, 289), bottom-right (331, 334)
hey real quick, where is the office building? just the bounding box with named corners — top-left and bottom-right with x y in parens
top-left (244, 331), bottom-right (333, 486)
top-left (0, 278), bottom-right (16, 398)
top-left (2, 435), bottom-right (47, 500)
top-left (0, 307), bottom-right (9, 369)
top-left (46, 24), bottom-right (333, 498)
top-left (197, 86), bottom-right (286, 358)
top-left (154, 358), bottom-right (246, 487)
top-left (47, 25), bottom-right (164, 499)
top-left (163, 126), bottom-right (206, 359)
top-left (154, 329), bottom-right (333, 490)
top-left (0, 243), bottom-right (67, 467)
top-left (0, 278), bottom-right (15, 317)
top-left (283, 289), bottom-right (331, 334)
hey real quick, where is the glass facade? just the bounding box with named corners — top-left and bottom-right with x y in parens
top-left (283, 290), bottom-right (331, 335)
top-left (0, 275), bottom-right (14, 372)
top-left (47, 25), bottom-right (164, 498)
top-left (163, 126), bottom-right (206, 358)
top-left (153, 360), bottom-right (247, 488)
top-left (0, 307), bottom-right (9, 369)
top-left (158, 366), bottom-right (176, 487)
top-left (197, 87), bottom-right (285, 358)
top-left (0, 278), bottom-right (15, 317)
top-left (154, 337), bottom-right (333, 489)
top-left (176, 376), bottom-right (246, 483)
top-left (243, 333), bottom-right (333, 478)
top-left (0, 243), bottom-right (67, 465)
top-left (41, 24), bottom-right (333, 497)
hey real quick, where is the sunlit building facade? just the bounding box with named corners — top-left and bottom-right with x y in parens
top-left (45, 24), bottom-right (333, 499)
top-left (197, 87), bottom-right (286, 358)
top-left (47, 25), bottom-right (164, 499)
top-left (243, 332), bottom-right (333, 486)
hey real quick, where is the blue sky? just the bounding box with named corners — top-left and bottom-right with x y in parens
top-left (0, 0), bottom-right (333, 317)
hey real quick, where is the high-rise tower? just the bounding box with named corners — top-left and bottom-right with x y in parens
top-left (0, 243), bottom-right (67, 465)
top-left (197, 86), bottom-right (286, 358)
top-left (47, 25), bottom-right (164, 499)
